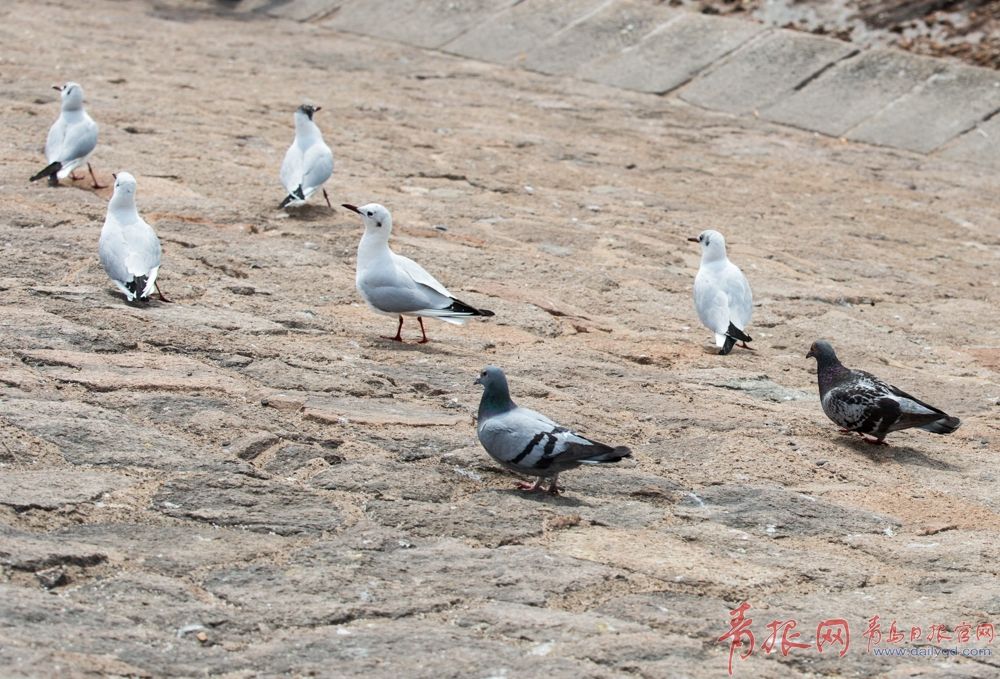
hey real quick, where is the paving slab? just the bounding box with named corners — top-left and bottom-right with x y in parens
top-left (264, 0), bottom-right (345, 21)
top-left (848, 63), bottom-right (1000, 153)
top-left (521, 0), bottom-right (678, 77)
top-left (443, 0), bottom-right (610, 64)
top-left (937, 113), bottom-right (1000, 169)
top-left (762, 48), bottom-right (945, 137)
top-left (680, 30), bottom-right (857, 114)
top-left (324, 0), bottom-right (520, 50)
top-left (580, 11), bottom-right (766, 94)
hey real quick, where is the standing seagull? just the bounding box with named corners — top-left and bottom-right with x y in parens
top-left (690, 229), bottom-right (752, 355)
top-left (279, 104), bottom-right (334, 209)
top-left (343, 203), bottom-right (494, 343)
top-left (98, 172), bottom-right (168, 303)
top-left (806, 340), bottom-right (960, 445)
top-left (475, 366), bottom-right (631, 495)
top-left (30, 82), bottom-right (102, 188)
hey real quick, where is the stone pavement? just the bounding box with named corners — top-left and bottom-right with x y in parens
top-left (247, 0), bottom-right (1000, 167)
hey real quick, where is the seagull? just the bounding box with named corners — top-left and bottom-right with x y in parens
top-left (343, 203), bottom-right (494, 343)
top-left (279, 104), bottom-right (334, 209)
top-left (98, 172), bottom-right (169, 303)
top-left (30, 82), bottom-right (103, 188)
top-left (690, 229), bottom-right (753, 355)
top-left (806, 340), bottom-right (961, 445)
top-left (474, 366), bottom-right (632, 495)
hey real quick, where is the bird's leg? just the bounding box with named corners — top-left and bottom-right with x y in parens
top-left (322, 188), bottom-right (333, 209)
top-left (70, 170), bottom-right (83, 180)
top-left (417, 317), bottom-right (429, 344)
top-left (863, 435), bottom-right (889, 446)
top-left (517, 478), bottom-right (545, 492)
top-left (739, 341), bottom-right (755, 350)
top-left (87, 163), bottom-right (106, 189)
top-left (382, 316), bottom-right (404, 342)
top-left (547, 475), bottom-right (561, 496)
top-left (838, 428), bottom-right (856, 435)
top-left (154, 282), bottom-right (173, 303)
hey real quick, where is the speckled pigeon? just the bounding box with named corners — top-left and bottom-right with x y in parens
top-left (474, 366), bottom-right (631, 494)
top-left (806, 340), bottom-right (960, 444)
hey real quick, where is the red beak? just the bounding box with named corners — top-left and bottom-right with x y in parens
top-left (341, 204), bottom-right (361, 214)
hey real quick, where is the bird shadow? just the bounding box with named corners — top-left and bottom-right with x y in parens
top-left (496, 487), bottom-right (590, 507)
top-left (839, 437), bottom-right (960, 471)
top-left (370, 338), bottom-right (453, 355)
top-left (281, 204), bottom-right (337, 221)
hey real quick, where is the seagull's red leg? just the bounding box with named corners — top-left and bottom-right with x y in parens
top-left (739, 341), bottom-right (755, 350)
top-left (417, 317), bottom-right (429, 344)
top-left (382, 315), bottom-right (404, 342)
top-left (322, 189), bottom-right (333, 209)
top-left (87, 163), bottom-right (106, 189)
top-left (154, 281), bottom-right (173, 303)
top-left (70, 171), bottom-right (83, 180)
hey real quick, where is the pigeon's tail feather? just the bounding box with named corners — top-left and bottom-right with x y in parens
top-left (279, 185), bottom-right (306, 208)
top-left (125, 275), bottom-right (150, 302)
top-left (575, 442), bottom-right (632, 464)
top-left (726, 322), bottom-right (752, 343)
top-left (30, 161), bottom-right (62, 183)
top-left (720, 335), bottom-right (737, 355)
top-left (919, 415), bottom-right (961, 435)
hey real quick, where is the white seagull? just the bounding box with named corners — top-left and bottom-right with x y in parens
top-left (690, 229), bottom-right (753, 355)
top-left (343, 203), bottom-right (494, 343)
top-left (98, 172), bottom-right (168, 303)
top-left (30, 82), bottom-right (103, 188)
top-left (279, 104), bottom-right (334, 209)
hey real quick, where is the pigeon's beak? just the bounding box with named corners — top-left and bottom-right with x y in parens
top-left (341, 204), bottom-right (361, 215)
top-left (473, 376), bottom-right (483, 386)
top-left (687, 237), bottom-right (699, 243)
top-left (806, 348), bottom-right (815, 359)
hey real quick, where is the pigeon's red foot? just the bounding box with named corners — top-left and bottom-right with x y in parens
top-left (517, 480), bottom-right (545, 493)
top-left (863, 436), bottom-right (889, 446)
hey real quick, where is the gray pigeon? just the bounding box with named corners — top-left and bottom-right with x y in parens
top-left (806, 340), bottom-right (960, 445)
top-left (474, 366), bottom-right (631, 494)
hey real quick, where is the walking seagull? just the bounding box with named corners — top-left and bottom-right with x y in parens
top-left (279, 104), bottom-right (333, 209)
top-left (475, 366), bottom-right (631, 495)
top-left (806, 340), bottom-right (960, 445)
top-left (344, 203), bottom-right (493, 342)
top-left (30, 82), bottom-right (102, 188)
top-left (690, 229), bottom-right (753, 355)
top-left (98, 172), bottom-right (169, 303)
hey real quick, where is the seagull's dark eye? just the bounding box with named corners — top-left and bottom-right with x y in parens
top-left (366, 211), bottom-right (373, 217)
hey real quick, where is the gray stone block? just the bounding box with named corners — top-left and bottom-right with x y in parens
top-left (938, 113), bottom-right (1000, 169)
top-left (521, 0), bottom-right (678, 77)
top-left (849, 64), bottom-right (1000, 153)
top-left (265, 0), bottom-right (345, 22)
top-left (680, 30), bottom-right (856, 114)
top-left (443, 0), bottom-right (609, 64)
top-left (580, 11), bottom-right (765, 94)
top-left (324, 0), bottom-right (519, 50)
top-left (762, 48), bottom-right (944, 137)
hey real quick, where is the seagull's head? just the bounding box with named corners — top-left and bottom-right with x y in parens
top-left (342, 203), bottom-right (392, 235)
top-left (55, 82), bottom-right (84, 110)
top-left (688, 229), bottom-right (727, 261)
top-left (806, 340), bottom-right (837, 363)
top-left (109, 172), bottom-right (138, 208)
top-left (474, 365), bottom-right (508, 391)
top-left (296, 104), bottom-right (321, 121)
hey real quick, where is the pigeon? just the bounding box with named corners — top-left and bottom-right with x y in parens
top-left (474, 366), bottom-right (632, 494)
top-left (30, 82), bottom-right (102, 188)
top-left (689, 229), bottom-right (752, 355)
top-left (343, 203), bottom-right (494, 343)
top-left (98, 172), bottom-right (168, 303)
top-left (806, 340), bottom-right (961, 445)
top-left (279, 104), bottom-right (334, 209)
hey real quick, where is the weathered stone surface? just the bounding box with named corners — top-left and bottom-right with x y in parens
top-left (762, 48), bottom-right (944, 136)
top-left (581, 12), bottom-right (765, 94)
top-left (302, 394), bottom-right (467, 426)
top-left (938, 109), bottom-right (1000, 168)
top-left (153, 473), bottom-right (348, 535)
top-left (677, 485), bottom-right (901, 537)
top-left (680, 30), bottom-right (856, 114)
top-left (849, 63), bottom-right (1000, 152)
top-left (521, 0), bottom-right (678, 76)
top-left (443, 0), bottom-right (609, 64)
top-left (325, 0), bottom-right (520, 50)
top-left (0, 470), bottom-right (132, 511)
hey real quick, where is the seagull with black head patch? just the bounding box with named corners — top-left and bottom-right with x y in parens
top-left (806, 340), bottom-right (960, 445)
top-left (344, 203), bottom-right (494, 343)
top-left (474, 366), bottom-right (632, 495)
top-left (689, 229), bottom-right (753, 355)
top-left (30, 82), bottom-right (103, 188)
top-left (279, 104), bottom-right (334, 209)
